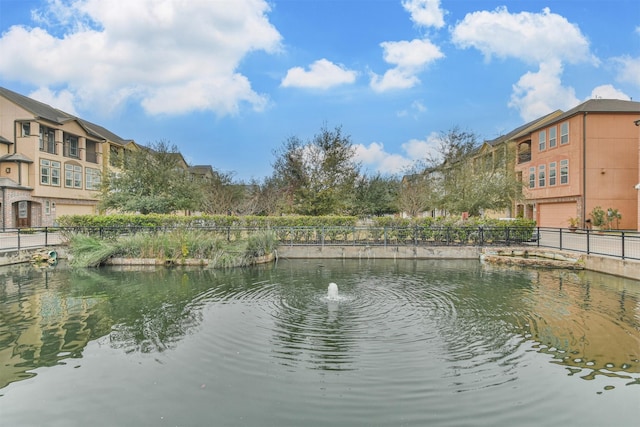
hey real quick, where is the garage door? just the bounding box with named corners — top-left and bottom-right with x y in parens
top-left (538, 202), bottom-right (577, 228)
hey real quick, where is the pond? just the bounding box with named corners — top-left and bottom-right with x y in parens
top-left (0, 259), bottom-right (638, 426)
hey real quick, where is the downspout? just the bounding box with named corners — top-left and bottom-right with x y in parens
top-left (13, 120), bottom-right (19, 153)
top-left (582, 112), bottom-right (587, 227)
top-left (2, 187), bottom-right (5, 231)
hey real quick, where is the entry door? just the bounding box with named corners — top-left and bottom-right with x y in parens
top-left (15, 201), bottom-right (31, 228)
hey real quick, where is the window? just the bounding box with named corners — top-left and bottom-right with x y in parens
top-left (538, 164), bottom-right (546, 187)
top-left (39, 126), bottom-right (56, 154)
top-left (40, 159), bottom-right (61, 186)
top-left (538, 130), bottom-right (546, 151)
top-left (44, 200), bottom-right (51, 215)
top-left (65, 163), bottom-right (82, 188)
top-left (549, 162), bottom-right (557, 186)
top-left (529, 167), bottom-right (536, 188)
top-left (21, 122), bottom-right (30, 137)
top-left (560, 159), bottom-right (569, 184)
top-left (85, 167), bottom-right (101, 190)
top-left (549, 127), bottom-right (557, 148)
top-left (560, 122), bottom-right (569, 144)
top-left (64, 133), bottom-right (80, 158)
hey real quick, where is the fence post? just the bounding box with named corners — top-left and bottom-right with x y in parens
top-left (621, 231), bottom-right (625, 260)
top-left (17, 228), bottom-right (21, 250)
top-left (44, 227), bottom-right (48, 246)
top-left (559, 228), bottom-right (563, 250)
top-left (384, 227), bottom-right (387, 248)
top-left (586, 229), bottom-right (590, 254)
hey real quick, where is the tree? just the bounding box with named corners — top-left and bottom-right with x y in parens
top-left (200, 170), bottom-right (246, 215)
top-left (397, 169), bottom-right (440, 218)
top-left (99, 140), bottom-right (203, 214)
top-left (271, 125), bottom-right (361, 215)
top-left (352, 173), bottom-right (400, 217)
top-left (424, 126), bottom-right (523, 216)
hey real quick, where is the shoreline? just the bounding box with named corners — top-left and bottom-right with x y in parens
top-left (4, 245), bottom-right (639, 281)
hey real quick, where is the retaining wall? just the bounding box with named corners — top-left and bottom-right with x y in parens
top-left (276, 245), bottom-right (640, 281)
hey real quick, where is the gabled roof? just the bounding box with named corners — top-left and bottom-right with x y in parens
top-left (485, 109), bottom-right (563, 147)
top-left (188, 165), bottom-right (215, 176)
top-left (0, 86), bottom-right (132, 145)
top-left (0, 86), bottom-right (72, 124)
top-left (519, 99), bottom-right (640, 136)
top-left (76, 118), bottom-right (133, 146)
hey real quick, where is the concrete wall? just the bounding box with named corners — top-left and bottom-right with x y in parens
top-left (278, 245), bottom-right (481, 260)
top-left (276, 245), bottom-right (640, 281)
top-left (582, 255), bottom-right (640, 281)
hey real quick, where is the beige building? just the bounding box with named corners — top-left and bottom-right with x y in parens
top-left (0, 86), bottom-right (133, 228)
top-left (514, 99), bottom-right (640, 230)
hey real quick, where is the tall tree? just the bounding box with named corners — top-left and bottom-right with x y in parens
top-left (271, 125), bottom-right (361, 215)
top-left (200, 170), bottom-right (245, 215)
top-left (397, 169), bottom-right (440, 218)
top-left (99, 140), bottom-right (203, 214)
top-left (353, 173), bottom-right (400, 217)
top-left (427, 127), bottom-right (522, 216)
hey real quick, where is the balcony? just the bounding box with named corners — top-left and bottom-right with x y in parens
top-left (86, 151), bottom-right (99, 163)
top-left (518, 152), bottom-right (531, 163)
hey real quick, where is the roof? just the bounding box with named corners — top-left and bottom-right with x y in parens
top-left (0, 153), bottom-right (34, 163)
top-left (0, 177), bottom-right (32, 190)
top-left (0, 86), bottom-right (71, 124)
top-left (480, 109), bottom-right (563, 150)
top-left (520, 99), bottom-right (640, 136)
top-left (188, 165), bottom-right (215, 174)
top-left (0, 86), bottom-right (132, 145)
top-left (76, 118), bottom-right (133, 146)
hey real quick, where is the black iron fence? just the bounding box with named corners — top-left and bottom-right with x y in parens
top-left (1, 225), bottom-right (638, 261)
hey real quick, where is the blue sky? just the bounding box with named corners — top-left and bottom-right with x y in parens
top-left (1, 0), bottom-right (638, 181)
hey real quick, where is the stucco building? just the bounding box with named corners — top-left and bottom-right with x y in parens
top-left (514, 99), bottom-right (640, 229)
top-left (0, 86), bottom-right (133, 228)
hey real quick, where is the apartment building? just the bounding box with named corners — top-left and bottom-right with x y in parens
top-left (0, 86), bottom-right (133, 228)
top-left (467, 110), bottom-right (563, 219)
top-left (514, 99), bottom-right (640, 230)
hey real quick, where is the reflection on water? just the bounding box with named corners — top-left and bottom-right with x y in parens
top-left (0, 259), bottom-right (638, 425)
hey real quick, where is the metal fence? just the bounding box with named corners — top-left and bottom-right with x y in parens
top-left (1, 225), bottom-right (638, 261)
top-left (532, 227), bottom-right (640, 261)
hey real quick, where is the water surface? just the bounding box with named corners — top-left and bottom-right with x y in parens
top-left (0, 259), bottom-right (638, 426)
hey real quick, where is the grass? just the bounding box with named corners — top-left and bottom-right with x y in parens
top-left (67, 229), bottom-right (278, 268)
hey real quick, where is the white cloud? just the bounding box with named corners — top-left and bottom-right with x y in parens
top-left (371, 69), bottom-right (420, 92)
top-left (281, 59), bottom-right (357, 89)
top-left (397, 100), bottom-right (427, 118)
top-left (451, 7), bottom-right (595, 65)
top-left (508, 60), bottom-right (579, 122)
top-left (613, 55), bottom-right (640, 87)
top-left (354, 133), bottom-right (440, 175)
top-left (452, 7), bottom-right (596, 121)
top-left (402, 0), bottom-right (445, 29)
top-left (402, 134), bottom-right (439, 159)
top-left (0, 0), bottom-right (282, 116)
top-left (588, 85), bottom-right (631, 101)
top-left (370, 39), bottom-right (444, 92)
top-left (29, 87), bottom-right (79, 116)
